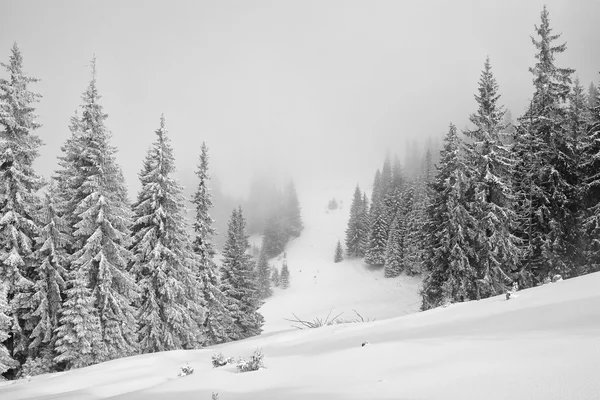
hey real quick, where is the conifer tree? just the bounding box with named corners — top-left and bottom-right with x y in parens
top-left (53, 269), bottom-right (101, 369)
top-left (384, 214), bottom-right (405, 278)
top-left (55, 60), bottom-right (138, 361)
top-left (513, 6), bottom-right (577, 282)
top-left (589, 82), bottom-right (599, 110)
top-left (191, 143), bottom-right (233, 345)
top-left (345, 185), bottom-right (366, 257)
top-left (463, 57), bottom-right (521, 296)
top-left (334, 240), bottom-right (343, 263)
top-left (220, 207), bottom-right (264, 340)
top-left (27, 185), bottom-right (68, 366)
top-left (581, 76), bottom-right (600, 273)
top-left (284, 180), bottom-right (303, 238)
top-left (0, 43), bottom-right (44, 361)
top-left (271, 267), bottom-right (280, 287)
top-left (364, 198), bottom-right (388, 267)
top-left (256, 248), bottom-right (273, 298)
top-left (421, 124), bottom-right (478, 310)
top-left (357, 192), bottom-right (370, 256)
top-left (280, 259), bottom-right (290, 289)
top-left (0, 286), bottom-right (18, 376)
top-left (130, 116), bottom-right (205, 353)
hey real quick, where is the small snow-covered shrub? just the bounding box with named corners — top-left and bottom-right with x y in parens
top-left (212, 393), bottom-right (219, 400)
top-left (212, 352), bottom-right (234, 368)
top-left (327, 198), bottom-right (338, 210)
top-left (18, 355), bottom-right (53, 378)
top-left (178, 363), bottom-right (194, 377)
top-left (285, 309), bottom-right (373, 329)
top-left (237, 349), bottom-right (265, 372)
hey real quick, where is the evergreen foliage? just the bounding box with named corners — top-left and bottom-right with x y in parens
top-left (220, 207), bottom-right (264, 340)
top-left (130, 115), bottom-right (205, 353)
top-left (280, 260), bottom-right (290, 289)
top-left (54, 60), bottom-right (138, 362)
top-left (0, 43), bottom-right (44, 362)
top-left (421, 124), bottom-right (478, 310)
top-left (256, 248), bottom-right (273, 298)
top-left (345, 185), bottom-right (368, 257)
top-left (334, 240), bottom-right (343, 263)
top-left (191, 143), bottom-right (233, 345)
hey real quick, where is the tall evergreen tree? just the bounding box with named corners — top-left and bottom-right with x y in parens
top-left (463, 57), bottom-right (521, 296)
top-left (191, 143), bottom-right (233, 345)
top-left (581, 76), bottom-right (600, 273)
top-left (27, 185), bottom-right (68, 366)
top-left (421, 124), bottom-right (478, 310)
top-left (220, 207), bottom-right (264, 340)
top-left (588, 82), bottom-right (599, 110)
top-left (364, 197), bottom-right (388, 267)
top-left (0, 285), bottom-right (18, 377)
top-left (357, 192), bottom-right (370, 256)
top-left (384, 213), bottom-right (405, 278)
top-left (256, 247), bottom-right (273, 298)
top-left (55, 60), bottom-right (138, 362)
top-left (513, 6), bottom-right (577, 282)
top-left (345, 185), bottom-right (367, 257)
top-left (0, 43), bottom-right (44, 363)
top-left (130, 116), bottom-right (205, 353)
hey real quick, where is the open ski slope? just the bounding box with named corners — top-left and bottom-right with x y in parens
top-left (1, 182), bottom-right (599, 400)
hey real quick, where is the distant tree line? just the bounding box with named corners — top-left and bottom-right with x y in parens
top-left (346, 6), bottom-right (600, 310)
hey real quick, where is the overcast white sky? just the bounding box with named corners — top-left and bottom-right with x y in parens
top-left (2, 0), bottom-right (599, 197)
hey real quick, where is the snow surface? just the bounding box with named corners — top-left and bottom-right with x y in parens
top-left (1, 183), bottom-right (599, 400)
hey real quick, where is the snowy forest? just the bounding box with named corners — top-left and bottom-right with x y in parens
top-left (1, 2), bottom-right (599, 391)
top-left (345, 6), bottom-right (600, 310)
top-left (0, 50), bottom-right (302, 379)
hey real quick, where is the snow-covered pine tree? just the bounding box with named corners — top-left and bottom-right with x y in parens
top-left (357, 192), bottom-right (370, 257)
top-left (280, 259), bottom-right (290, 289)
top-left (513, 6), bottom-right (578, 282)
top-left (399, 180), bottom-right (424, 275)
top-left (130, 115), bottom-right (205, 353)
top-left (191, 142), bottom-right (233, 345)
top-left (56, 59), bottom-right (138, 362)
top-left (0, 285), bottom-right (18, 377)
top-left (271, 267), bottom-right (280, 287)
top-left (421, 124), bottom-right (478, 310)
top-left (256, 247), bottom-right (273, 298)
top-left (220, 207), bottom-right (264, 340)
top-left (581, 75), bottom-right (600, 273)
top-left (27, 184), bottom-right (68, 368)
top-left (284, 180), bottom-right (303, 238)
top-left (384, 213), bottom-right (405, 278)
top-left (334, 240), bottom-right (343, 263)
top-left (364, 198), bottom-right (388, 267)
top-left (463, 57), bottom-right (521, 297)
top-left (345, 185), bottom-right (365, 257)
top-left (391, 154), bottom-right (404, 191)
top-left (0, 43), bottom-right (44, 364)
top-left (53, 269), bottom-right (101, 370)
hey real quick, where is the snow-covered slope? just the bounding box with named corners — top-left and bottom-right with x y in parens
top-left (259, 182), bottom-right (422, 333)
top-left (2, 183), bottom-right (599, 400)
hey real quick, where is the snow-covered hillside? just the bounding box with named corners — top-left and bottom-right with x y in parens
top-left (1, 183), bottom-right (599, 400)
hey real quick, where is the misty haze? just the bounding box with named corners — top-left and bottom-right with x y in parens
top-left (1, 1), bottom-right (599, 399)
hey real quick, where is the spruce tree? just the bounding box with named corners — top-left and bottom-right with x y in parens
top-left (334, 240), bottom-right (343, 263)
top-left (0, 286), bottom-right (18, 376)
top-left (463, 57), bottom-right (521, 296)
top-left (280, 259), bottom-right (290, 289)
top-left (581, 76), bottom-right (600, 273)
top-left (256, 247), bottom-right (273, 298)
top-left (384, 213), bottom-right (405, 278)
top-left (513, 6), bottom-right (577, 282)
top-left (271, 267), bottom-right (280, 287)
top-left (364, 198), bottom-right (388, 267)
top-left (0, 43), bottom-right (44, 362)
top-left (345, 185), bottom-right (365, 257)
top-left (191, 143), bottom-right (233, 345)
top-left (357, 192), bottom-right (370, 256)
top-left (421, 124), bottom-right (478, 310)
top-left (53, 269), bottom-right (101, 369)
top-left (220, 207), bottom-right (264, 340)
top-left (27, 185), bottom-right (68, 366)
top-left (588, 82), bottom-right (599, 110)
top-left (284, 180), bottom-right (303, 238)
top-left (55, 60), bottom-right (138, 361)
top-left (130, 115), bottom-right (205, 353)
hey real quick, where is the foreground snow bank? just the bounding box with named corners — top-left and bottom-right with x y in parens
top-left (2, 271), bottom-right (599, 400)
